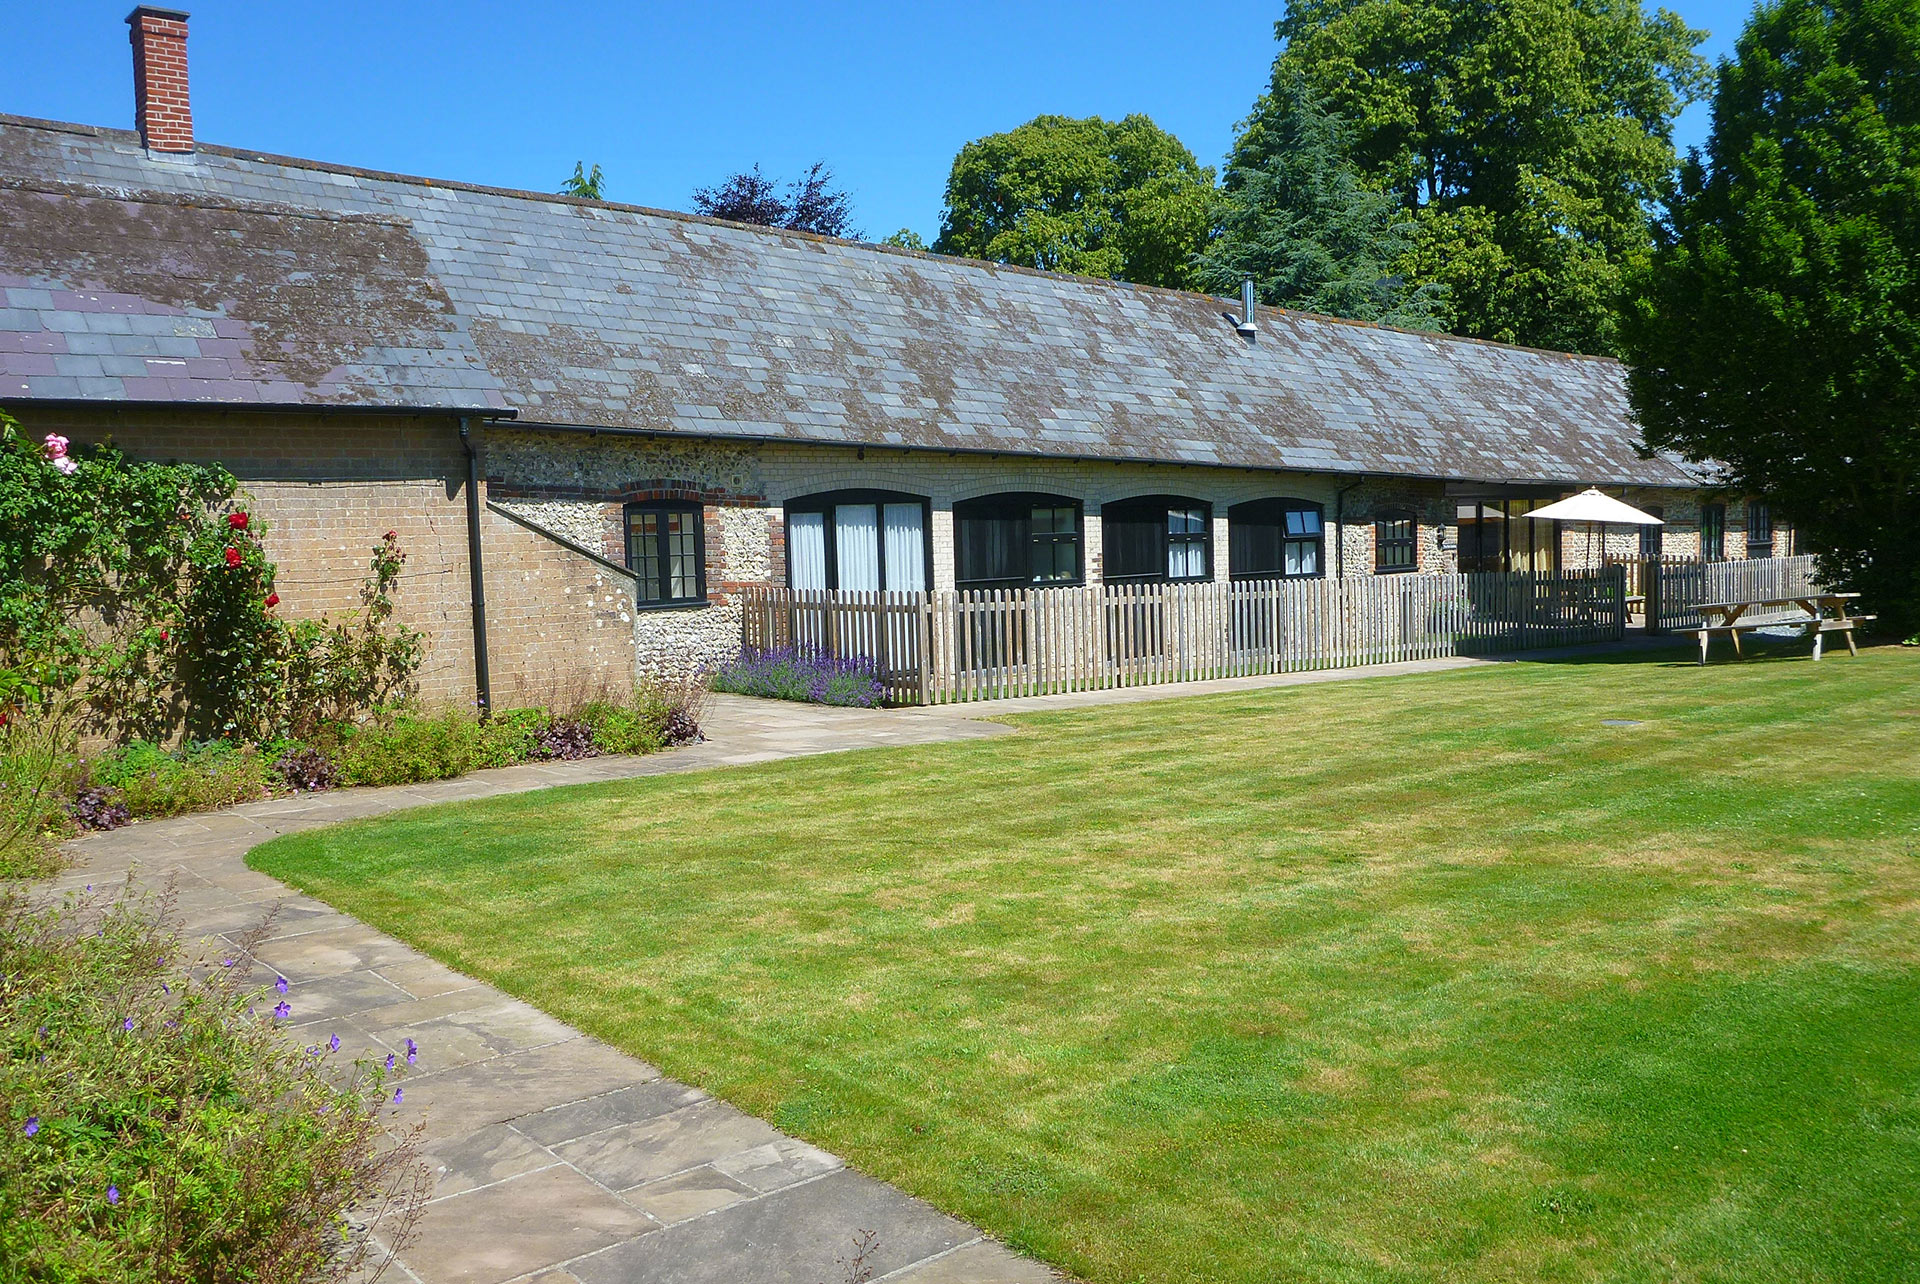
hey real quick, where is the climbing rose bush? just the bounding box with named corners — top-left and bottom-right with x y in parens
top-left (0, 411), bottom-right (423, 744)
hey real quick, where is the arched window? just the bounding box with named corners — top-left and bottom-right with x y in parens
top-left (1374, 509), bottom-right (1418, 573)
top-left (954, 492), bottom-right (1083, 589)
top-left (1228, 498), bottom-right (1324, 580)
top-left (1101, 496), bottom-right (1211, 584)
top-left (786, 490), bottom-right (930, 592)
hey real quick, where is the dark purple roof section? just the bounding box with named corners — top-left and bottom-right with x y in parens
top-left (0, 114), bottom-right (1693, 486)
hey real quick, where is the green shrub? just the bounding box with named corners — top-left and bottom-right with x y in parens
top-left (0, 882), bottom-right (425, 1279)
top-left (577, 699), bottom-right (666, 756)
top-left (333, 713), bottom-right (485, 788)
top-left (0, 711), bottom-right (78, 880)
top-left (87, 740), bottom-right (271, 819)
top-left (477, 706), bottom-right (549, 768)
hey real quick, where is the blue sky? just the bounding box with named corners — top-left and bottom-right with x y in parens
top-left (11, 1), bottom-right (1755, 242)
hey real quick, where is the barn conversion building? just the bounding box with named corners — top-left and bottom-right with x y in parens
top-left (0, 9), bottom-right (1780, 707)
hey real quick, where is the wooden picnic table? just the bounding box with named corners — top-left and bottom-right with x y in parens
top-left (1688, 591), bottom-right (1872, 664)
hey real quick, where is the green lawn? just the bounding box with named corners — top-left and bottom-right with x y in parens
top-left (252, 646), bottom-right (1920, 1284)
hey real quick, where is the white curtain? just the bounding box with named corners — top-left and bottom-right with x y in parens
top-left (789, 511), bottom-right (827, 590)
top-left (883, 503), bottom-right (927, 592)
top-left (836, 504), bottom-right (880, 591)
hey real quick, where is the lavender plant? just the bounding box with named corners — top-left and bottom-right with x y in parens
top-left (709, 646), bottom-right (887, 707)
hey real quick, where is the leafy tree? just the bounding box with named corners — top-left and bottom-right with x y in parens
top-left (691, 162), bottom-right (859, 237)
top-left (1621, 0), bottom-right (1920, 631)
top-left (883, 228), bottom-right (927, 251)
top-left (1196, 70), bottom-right (1443, 326)
top-left (1270, 0), bottom-right (1712, 352)
top-left (932, 114), bottom-right (1215, 288)
top-left (559, 161), bottom-right (605, 200)
top-left (782, 163), bottom-right (858, 237)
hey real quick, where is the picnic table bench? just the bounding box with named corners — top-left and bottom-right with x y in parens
top-left (1686, 592), bottom-right (1873, 665)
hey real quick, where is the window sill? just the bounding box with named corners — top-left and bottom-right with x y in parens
top-left (1374, 564), bottom-right (1418, 575)
top-left (635, 597), bottom-right (712, 612)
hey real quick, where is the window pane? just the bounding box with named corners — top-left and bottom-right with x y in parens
top-left (1102, 506), bottom-right (1163, 581)
top-left (883, 503), bottom-right (926, 592)
top-left (1051, 539), bottom-right (1079, 579)
top-left (1169, 507), bottom-right (1203, 535)
top-left (1169, 537), bottom-right (1204, 579)
top-left (1285, 508), bottom-right (1322, 537)
top-left (956, 505), bottom-right (1027, 584)
top-left (836, 504), bottom-right (880, 591)
top-left (789, 511), bottom-right (828, 590)
top-left (1285, 540), bottom-right (1320, 577)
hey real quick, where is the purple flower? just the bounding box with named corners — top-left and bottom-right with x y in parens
top-left (385, 1052), bottom-right (395, 1070)
top-left (107, 1185), bottom-right (119, 1205)
top-left (275, 975), bottom-right (288, 995)
top-left (23, 1117), bottom-right (38, 1137)
top-left (273, 1000), bottom-right (290, 1020)
top-left (392, 1088), bottom-right (403, 1105)
top-left (122, 1017), bottom-right (134, 1032)
top-left (160, 981), bottom-right (170, 995)
top-left (307, 1045), bottom-right (322, 1056)
top-left (221, 958), bottom-right (235, 968)
top-left (328, 1033), bottom-right (341, 1052)
top-left (405, 1037), bottom-right (417, 1065)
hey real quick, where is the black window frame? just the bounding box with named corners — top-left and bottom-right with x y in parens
top-left (1100, 495), bottom-right (1213, 584)
top-left (1745, 501), bottom-right (1773, 558)
top-left (1700, 502), bottom-right (1726, 561)
top-left (623, 500), bottom-right (708, 609)
top-left (953, 491), bottom-right (1085, 590)
top-left (1374, 509), bottom-right (1418, 574)
top-left (784, 489), bottom-right (934, 592)
top-left (1640, 506), bottom-right (1664, 558)
top-left (1228, 497), bottom-right (1326, 580)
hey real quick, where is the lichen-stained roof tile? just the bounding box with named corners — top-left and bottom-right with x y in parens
top-left (0, 113), bottom-right (1693, 485)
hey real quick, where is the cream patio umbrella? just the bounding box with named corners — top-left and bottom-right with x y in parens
top-left (1522, 487), bottom-right (1665, 570)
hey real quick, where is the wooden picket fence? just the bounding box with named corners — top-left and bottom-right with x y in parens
top-left (1641, 554), bottom-right (1819, 633)
top-left (739, 566), bottom-right (1628, 705)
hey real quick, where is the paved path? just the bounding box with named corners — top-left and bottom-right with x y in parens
top-left (48, 646), bottom-right (1660, 1283)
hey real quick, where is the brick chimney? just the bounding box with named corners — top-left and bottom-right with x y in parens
top-left (127, 6), bottom-right (193, 153)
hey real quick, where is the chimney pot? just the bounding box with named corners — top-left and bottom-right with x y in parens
top-left (127, 6), bottom-right (193, 153)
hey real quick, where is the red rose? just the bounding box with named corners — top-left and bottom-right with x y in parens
top-left (264, 592), bottom-right (280, 609)
top-left (158, 629), bottom-right (169, 642)
top-left (224, 547), bottom-right (241, 568)
top-left (384, 530), bottom-right (397, 541)
top-left (228, 512), bottom-right (250, 531)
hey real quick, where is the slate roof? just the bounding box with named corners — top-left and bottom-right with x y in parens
top-left (0, 113), bottom-right (1695, 487)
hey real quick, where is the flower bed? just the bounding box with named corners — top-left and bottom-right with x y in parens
top-left (709, 645), bottom-right (887, 707)
top-left (0, 881), bottom-right (425, 1280)
top-left (58, 682), bottom-right (709, 834)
